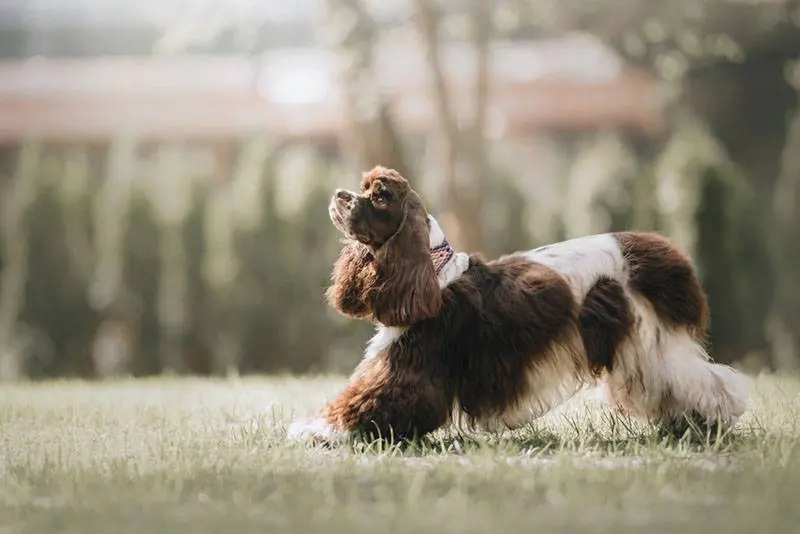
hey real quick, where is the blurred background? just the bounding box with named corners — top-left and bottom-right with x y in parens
top-left (0, 0), bottom-right (798, 381)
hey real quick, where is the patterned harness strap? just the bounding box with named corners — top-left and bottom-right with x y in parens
top-left (430, 240), bottom-right (455, 276)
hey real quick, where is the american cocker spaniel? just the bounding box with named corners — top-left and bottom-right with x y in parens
top-left (288, 166), bottom-right (749, 444)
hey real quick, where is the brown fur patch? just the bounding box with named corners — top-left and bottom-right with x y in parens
top-left (578, 276), bottom-right (633, 376)
top-left (615, 232), bottom-right (709, 338)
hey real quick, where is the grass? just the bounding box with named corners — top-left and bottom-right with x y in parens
top-left (0, 373), bottom-right (799, 534)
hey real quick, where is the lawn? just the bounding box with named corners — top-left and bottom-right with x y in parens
top-left (0, 373), bottom-right (798, 534)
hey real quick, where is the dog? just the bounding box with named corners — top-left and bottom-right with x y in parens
top-left (287, 166), bottom-right (749, 444)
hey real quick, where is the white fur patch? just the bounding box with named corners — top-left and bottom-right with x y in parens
top-left (286, 417), bottom-right (349, 444)
top-left (524, 234), bottom-right (626, 300)
top-left (364, 325), bottom-right (406, 360)
top-left (602, 295), bottom-right (750, 426)
top-left (428, 214), bottom-right (448, 249)
top-left (437, 253), bottom-right (470, 288)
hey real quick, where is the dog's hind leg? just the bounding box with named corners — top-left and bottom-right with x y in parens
top-left (601, 294), bottom-right (749, 435)
top-left (604, 231), bottom-right (750, 435)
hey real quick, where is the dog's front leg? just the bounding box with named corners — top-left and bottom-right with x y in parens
top-left (287, 354), bottom-right (450, 445)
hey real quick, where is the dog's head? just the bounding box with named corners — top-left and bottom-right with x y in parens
top-left (327, 166), bottom-right (442, 326)
top-left (329, 166), bottom-right (431, 250)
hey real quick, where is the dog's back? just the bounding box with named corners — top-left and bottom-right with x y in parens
top-left (522, 231), bottom-right (749, 432)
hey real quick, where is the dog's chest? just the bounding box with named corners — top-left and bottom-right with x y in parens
top-left (364, 325), bottom-right (407, 360)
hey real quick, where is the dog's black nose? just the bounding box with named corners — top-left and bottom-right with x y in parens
top-left (335, 189), bottom-right (353, 202)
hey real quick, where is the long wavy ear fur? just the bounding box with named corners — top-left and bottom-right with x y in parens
top-left (369, 192), bottom-right (442, 326)
top-left (326, 240), bottom-right (374, 319)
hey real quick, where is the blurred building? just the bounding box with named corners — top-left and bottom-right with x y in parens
top-left (0, 0), bottom-right (664, 147)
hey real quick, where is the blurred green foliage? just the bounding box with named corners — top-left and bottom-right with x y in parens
top-left (0, 116), bottom-right (796, 380)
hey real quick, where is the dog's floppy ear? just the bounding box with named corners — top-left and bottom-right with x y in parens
top-left (326, 240), bottom-right (374, 319)
top-left (369, 192), bottom-right (442, 326)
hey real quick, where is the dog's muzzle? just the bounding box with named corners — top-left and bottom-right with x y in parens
top-left (330, 189), bottom-right (356, 233)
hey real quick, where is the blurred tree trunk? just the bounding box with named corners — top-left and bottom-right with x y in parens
top-left (414, 0), bottom-right (491, 253)
top-left (90, 137), bottom-right (136, 316)
top-left (0, 141), bottom-right (39, 381)
top-left (322, 0), bottom-right (412, 179)
top-left (626, 135), bottom-right (665, 231)
top-left (151, 145), bottom-right (192, 374)
top-left (767, 105), bottom-right (800, 371)
top-left (60, 148), bottom-right (94, 283)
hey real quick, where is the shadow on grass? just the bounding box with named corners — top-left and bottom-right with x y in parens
top-left (326, 410), bottom-right (763, 458)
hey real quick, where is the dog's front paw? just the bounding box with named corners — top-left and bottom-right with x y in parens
top-left (286, 417), bottom-right (349, 446)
